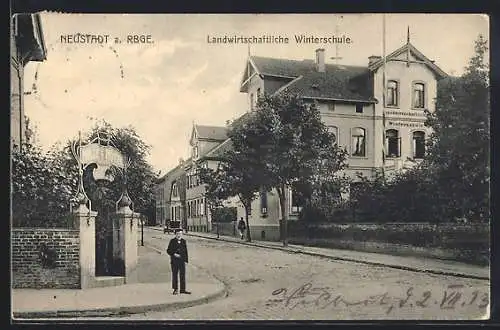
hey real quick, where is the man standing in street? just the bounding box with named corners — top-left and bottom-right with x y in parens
top-left (166, 228), bottom-right (191, 295)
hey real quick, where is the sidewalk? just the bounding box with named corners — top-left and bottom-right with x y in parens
top-left (150, 227), bottom-right (489, 281)
top-left (12, 245), bottom-right (226, 319)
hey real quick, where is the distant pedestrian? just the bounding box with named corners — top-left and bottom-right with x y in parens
top-left (166, 228), bottom-right (191, 295)
top-left (237, 217), bottom-right (246, 240)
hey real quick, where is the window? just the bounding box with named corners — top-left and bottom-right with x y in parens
top-left (352, 127), bottom-right (366, 157)
top-left (355, 104), bottom-right (363, 113)
top-left (413, 131), bottom-right (426, 159)
top-left (413, 82), bottom-right (425, 108)
top-left (250, 93), bottom-right (254, 111)
top-left (289, 189), bottom-right (301, 214)
top-left (256, 88), bottom-right (261, 100)
top-left (172, 183), bottom-right (178, 197)
top-left (260, 190), bottom-right (268, 215)
top-left (193, 145), bottom-right (199, 159)
top-left (386, 80), bottom-right (399, 106)
top-left (328, 102), bottom-right (335, 111)
top-left (328, 126), bottom-right (338, 145)
top-left (386, 129), bottom-right (400, 158)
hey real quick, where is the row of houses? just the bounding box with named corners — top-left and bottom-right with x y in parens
top-left (155, 36), bottom-right (449, 241)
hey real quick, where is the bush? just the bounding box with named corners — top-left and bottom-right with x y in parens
top-left (212, 207), bottom-right (237, 223)
top-left (11, 143), bottom-right (77, 228)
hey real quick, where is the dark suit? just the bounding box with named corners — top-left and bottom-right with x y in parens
top-left (166, 238), bottom-right (189, 291)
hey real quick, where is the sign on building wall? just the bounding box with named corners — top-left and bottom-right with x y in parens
top-left (387, 121), bottom-right (426, 128)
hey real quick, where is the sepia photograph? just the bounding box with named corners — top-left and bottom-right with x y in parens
top-left (10, 13), bottom-right (490, 321)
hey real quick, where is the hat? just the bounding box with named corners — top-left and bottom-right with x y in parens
top-left (174, 228), bottom-right (183, 233)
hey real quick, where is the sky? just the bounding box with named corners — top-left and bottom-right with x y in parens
top-left (23, 13), bottom-right (489, 175)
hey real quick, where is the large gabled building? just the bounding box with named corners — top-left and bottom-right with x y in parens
top-left (157, 37), bottom-right (448, 240)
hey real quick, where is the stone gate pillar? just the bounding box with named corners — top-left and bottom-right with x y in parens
top-left (114, 194), bottom-right (140, 284)
top-left (73, 198), bottom-right (98, 289)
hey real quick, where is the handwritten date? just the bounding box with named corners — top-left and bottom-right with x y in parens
top-left (266, 283), bottom-right (489, 314)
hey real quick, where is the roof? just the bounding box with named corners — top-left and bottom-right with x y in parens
top-left (369, 42), bottom-right (448, 79)
top-left (195, 125), bottom-right (228, 141)
top-left (202, 139), bottom-right (233, 160)
top-left (14, 13), bottom-right (47, 62)
top-left (157, 157), bottom-right (191, 182)
top-left (247, 56), bottom-right (374, 102)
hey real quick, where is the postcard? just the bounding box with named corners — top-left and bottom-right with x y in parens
top-left (11, 13), bottom-right (490, 321)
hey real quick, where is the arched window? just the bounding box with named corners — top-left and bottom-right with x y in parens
top-left (386, 80), bottom-right (399, 106)
top-left (413, 131), bottom-right (426, 159)
top-left (413, 82), bottom-right (426, 108)
top-left (193, 145), bottom-right (199, 159)
top-left (172, 182), bottom-right (178, 198)
top-left (328, 126), bottom-right (338, 145)
top-left (352, 127), bottom-right (366, 157)
top-left (386, 129), bottom-right (400, 158)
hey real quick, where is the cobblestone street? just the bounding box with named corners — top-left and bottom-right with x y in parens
top-left (116, 229), bottom-right (490, 320)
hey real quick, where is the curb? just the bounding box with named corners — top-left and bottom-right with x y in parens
top-left (13, 286), bottom-right (227, 319)
top-left (13, 242), bottom-right (229, 319)
top-left (185, 232), bottom-right (490, 281)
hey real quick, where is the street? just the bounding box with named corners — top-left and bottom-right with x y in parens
top-left (122, 228), bottom-right (489, 320)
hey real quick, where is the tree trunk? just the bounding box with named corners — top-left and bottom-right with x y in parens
top-left (277, 183), bottom-right (288, 247)
top-left (245, 203), bottom-right (252, 242)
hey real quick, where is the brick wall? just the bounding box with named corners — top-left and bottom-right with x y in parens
top-left (12, 228), bottom-right (81, 289)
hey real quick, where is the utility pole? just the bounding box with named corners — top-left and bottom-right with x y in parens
top-left (141, 215), bottom-right (144, 246)
top-left (381, 14), bottom-right (387, 182)
top-left (330, 15), bottom-right (344, 64)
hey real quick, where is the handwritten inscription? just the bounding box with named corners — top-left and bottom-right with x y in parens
top-left (266, 283), bottom-right (489, 315)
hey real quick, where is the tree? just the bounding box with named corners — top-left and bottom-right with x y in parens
top-left (229, 92), bottom-right (348, 246)
top-left (424, 34), bottom-right (490, 222)
top-left (198, 151), bottom-right (263, 242)
top-left (11, 142), bottom-right (77, 227)
top-left (198, 163), bottom-right (230, 238)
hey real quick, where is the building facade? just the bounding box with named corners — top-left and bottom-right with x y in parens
top-left (154, 162), bottom-right (187, 229)
top-left (11, 13), bottom-right (47, 151)
top-left (184, 125), bottom-right (228, 232)
top-left (157, 38), bottom-right (447, 240)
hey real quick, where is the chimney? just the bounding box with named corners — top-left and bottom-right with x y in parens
top-left (315, 48), bottom-right (325, 72)
top-left (368, 55), bottom-right (382, 66)
top-left (178, 157), bottom-right (184, 165)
